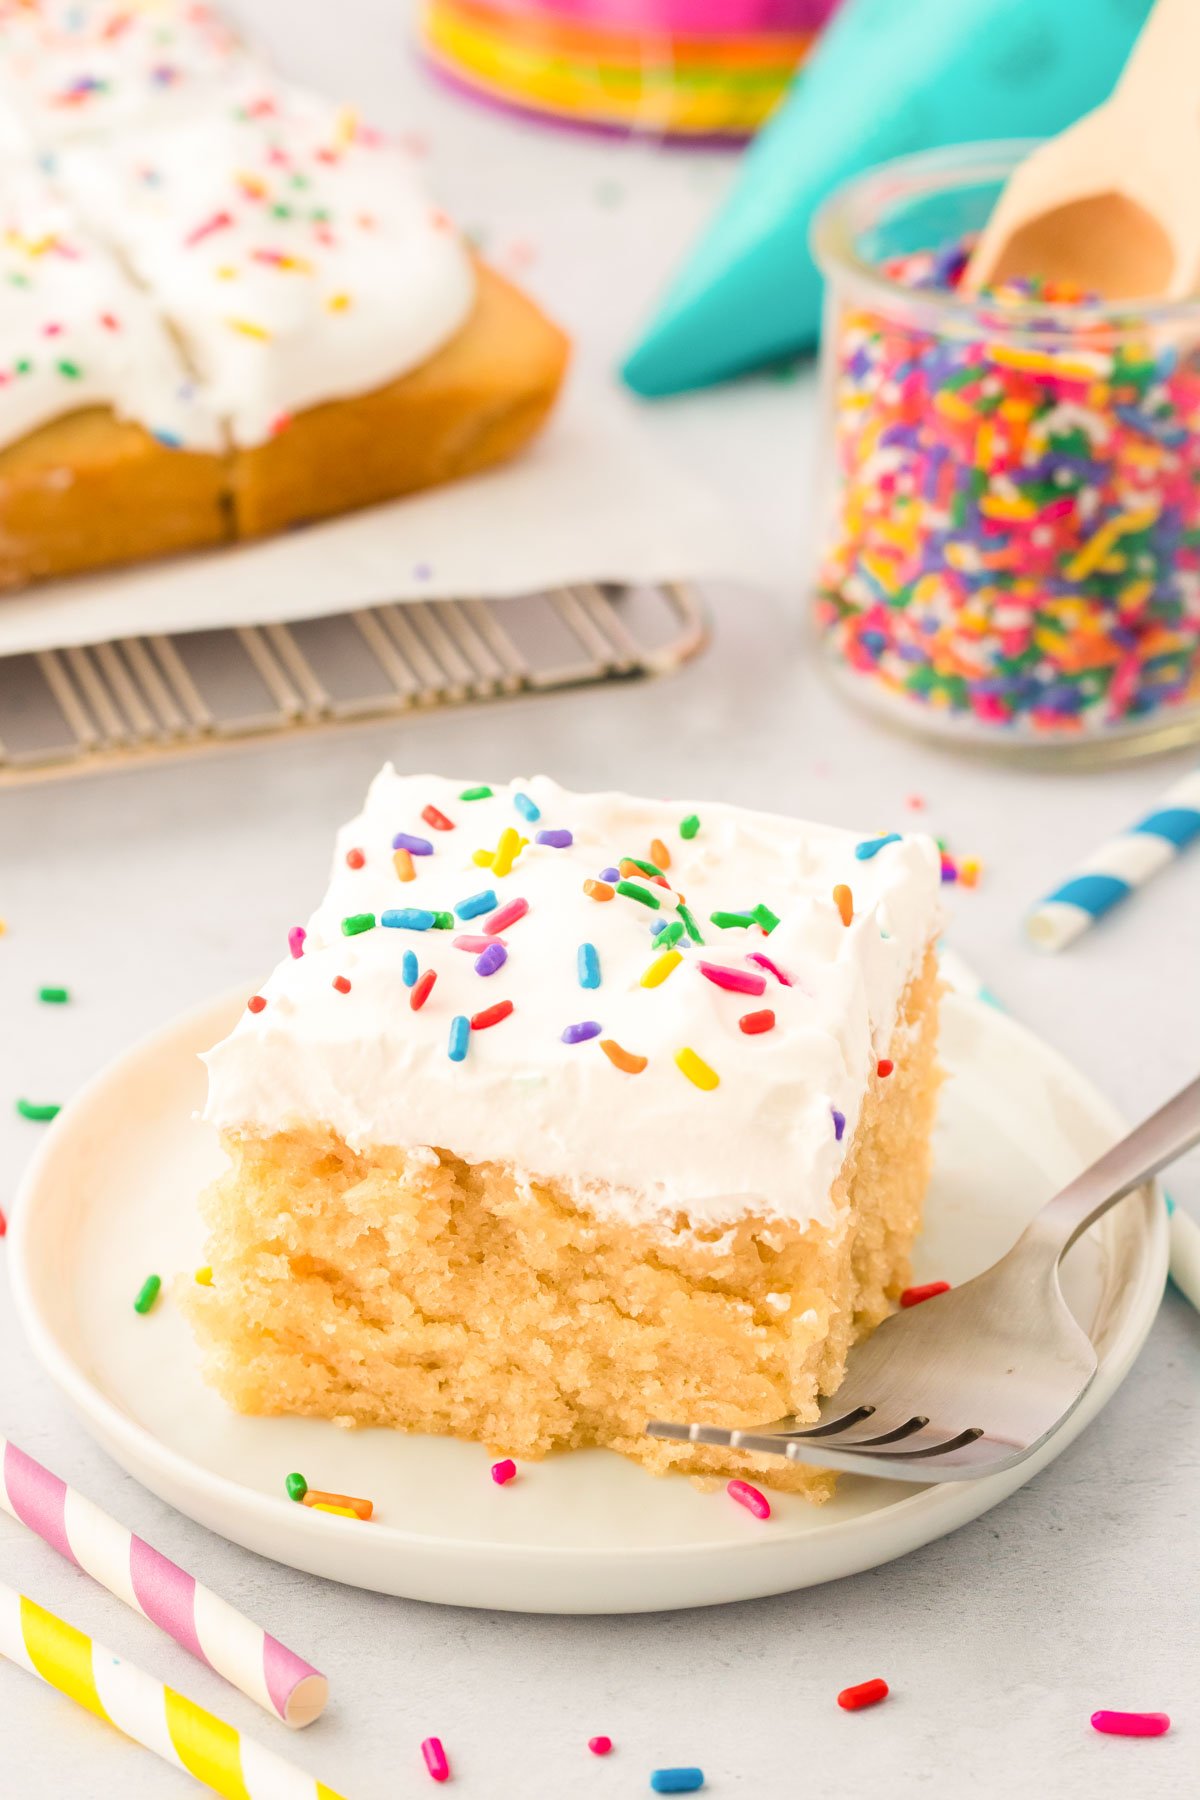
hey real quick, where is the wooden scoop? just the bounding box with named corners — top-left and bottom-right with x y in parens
top-left (963, 0), bottom-right (1199, 301)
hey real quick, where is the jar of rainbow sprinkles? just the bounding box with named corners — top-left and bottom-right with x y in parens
top-left (811, 143), bottom-right (1200, 760)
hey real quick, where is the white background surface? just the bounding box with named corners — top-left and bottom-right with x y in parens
top-left (1, 1), bottom-right (1198, 1794)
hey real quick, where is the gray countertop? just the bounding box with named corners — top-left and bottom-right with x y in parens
top-left (1, 3), bottom-right (1197, 1794)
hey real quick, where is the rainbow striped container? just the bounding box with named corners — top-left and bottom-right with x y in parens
top-left (418, 0), bottom-right (840, 140)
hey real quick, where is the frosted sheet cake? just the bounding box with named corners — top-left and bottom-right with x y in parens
top-left (193, 772), bottom-right (943, 1497)
top-left (0, 6), bottom-right (567, 588)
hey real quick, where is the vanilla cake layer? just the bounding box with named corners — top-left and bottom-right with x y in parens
top-left (195, 772), bottom-right (944, 1493)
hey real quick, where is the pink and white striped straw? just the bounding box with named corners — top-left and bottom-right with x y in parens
top-left (0, 1435), bottom-right (327, 1728)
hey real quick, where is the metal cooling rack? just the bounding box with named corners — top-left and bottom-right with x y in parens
top-left (0, 581), bottom-right (708, 784)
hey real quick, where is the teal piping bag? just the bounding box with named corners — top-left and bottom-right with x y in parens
top-left (622, 0), bottom-right (1151, 396)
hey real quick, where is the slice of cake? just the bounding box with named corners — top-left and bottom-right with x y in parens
top-left (0, 162), bottom-right (227, 590)
top-left (193, 771), bottom-right (943, 1498)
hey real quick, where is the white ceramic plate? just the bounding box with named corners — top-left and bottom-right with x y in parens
top-left (9, 987), bottom-right (1167, 1614)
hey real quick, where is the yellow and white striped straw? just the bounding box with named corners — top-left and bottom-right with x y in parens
top-left (0, 1582), bottom-right (345, 1800)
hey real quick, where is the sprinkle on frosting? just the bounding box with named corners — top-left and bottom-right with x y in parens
top-left (599, 1038), bottom-right (647, 1075)
top-left (856, 834), bottom-right (902, 861)
top-left (675, 1047), bottom-right (719, 1091)
top-left (641, 949), bottom-right (681, 989)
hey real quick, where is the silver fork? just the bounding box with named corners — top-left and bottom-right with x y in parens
top-left (647, 1075), bottom-right (1200, 1482)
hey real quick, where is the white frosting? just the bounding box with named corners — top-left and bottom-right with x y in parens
top-left (203, 770), bottom-right (943, 1234)
top-left (0, 161), bottom-right (222, 451)
top-left (59, 79), bottom-right (477, 446)
top-left (0, 1), bottom-right (254, 142)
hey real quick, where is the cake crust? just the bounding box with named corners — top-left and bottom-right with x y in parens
top-left (0, 407), bottom-right (230, 591)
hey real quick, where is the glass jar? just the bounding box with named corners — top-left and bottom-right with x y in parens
top-left (811, 142), bottom-right (1200, 762)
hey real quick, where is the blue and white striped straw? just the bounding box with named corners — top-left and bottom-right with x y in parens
top-left (1026, 766), bottom-right (1200, 954)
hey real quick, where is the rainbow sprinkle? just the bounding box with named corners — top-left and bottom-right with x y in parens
top-left (448, 1015), bottom-right (470, 1061)
top-left (474, 943), bottom-right (507, 977)
top-left (616, 879), bottom-right (660, 910)
top-left (133, 1274), bottom-right (162, 1316)
top-left (577, 943), bottom-right (601, 989)
top-left (382, 908), bottom-right (435, 931)
top-left (563, 1020), bottom-right (602, 1045)
top-left (455, 889), bottom-right (497, 920)
top-left (675, 1048), bottom-right (718, 1091)
top-left (641, 949), bottom-right (682, 988)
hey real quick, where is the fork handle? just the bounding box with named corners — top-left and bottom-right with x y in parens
top-left (1028, 1072), bottom-right (1200, 1258)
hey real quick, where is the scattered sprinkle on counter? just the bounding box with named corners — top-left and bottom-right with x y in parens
top-left (727, 1479), bottom-right (770, 1520)
top-left (1090, 1711), bottom-right (1170, 1738)
top-left (588, 1736), bottom-right (613, 1756)
top-left (421, 1736), bottom-right (451, 1783)
top-left (490, 1458), bottom-right (517, 1485)
top-left (650, 1768), bottom-right (704, 1793)
top-left (16, 1099), bottom-right (59, 1122)
top-left (38, 986), bottom-right (69, 1004)
top-left (900, 1281), bottom-right (950, 1308)
top-left (133, 1274), bottom-right (162, 1315)
top-left (837, 1678), bottom-right (889, 1711)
